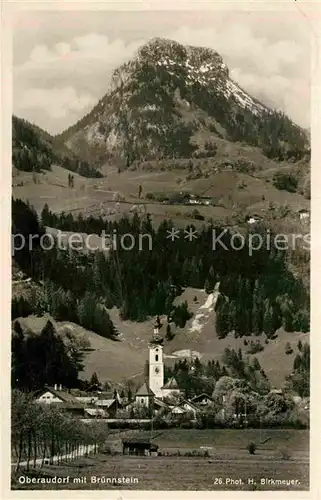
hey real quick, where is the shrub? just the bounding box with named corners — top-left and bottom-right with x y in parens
top-left (278, 204), bottom-right (291, 218)
top-left (247, 340), bottom-right (264, 354)
top-left (12, 296), bottom-right (35, 319)
top-left (204, 141), bottom-right (218, 155)
top-left (183, 450), bottom-right (209, 457)
top-left (180, 420), bottom-right (194, 429)
top-left (191, 209), bottom-right (205, 221)
top-left (234, 158), bottom-right (255, 174)
top-left (171, 301), bottom-right (193, 328)
top-left (247, 441), bottom-right (257, 455)
top-left (145, 192), bottom-right (155, 200)
top-left (153, 418), bottom-right (169, 429)
top-left (165, 324), bottom-right (174, 341)
top-left (272, 172), bottom-right (298, 193)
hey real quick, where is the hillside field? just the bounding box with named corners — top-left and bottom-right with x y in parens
top-left (15, 287), bottom-right (309, 388)
top-left (12, 161), bottom-right (309, 234)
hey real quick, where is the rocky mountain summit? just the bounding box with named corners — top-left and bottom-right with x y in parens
top-left (58, 37), bottom-right (309, 168)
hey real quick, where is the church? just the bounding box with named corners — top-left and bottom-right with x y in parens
top-left (135, 321), bottom-right (182, 406)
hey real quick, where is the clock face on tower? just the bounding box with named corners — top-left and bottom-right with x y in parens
top-left (155, 367), bottom-right (159, 374)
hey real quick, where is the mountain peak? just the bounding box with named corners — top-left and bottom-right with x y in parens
top-left (109, 37), bottom-right (228, 92)
top-left (137, 37), bottom-right (224, 66)
top-left (137, 37), bottom-right (188, 69)
top-left (58, 38), bottom-right (309, 167)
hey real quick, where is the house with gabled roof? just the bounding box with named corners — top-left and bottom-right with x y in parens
top-left (298, 208), bottom-right (310, 222)
top-left (68, 388), bottom-right (99, 405)
top-left (135, 382), bottom-right (155, 407)
top-left (84, 407), bottom-right (107, 418)
top-left (34, 385), bottom-right (85, 416)
top-left (190, 393), bottom-right (214, 406)
top-left (153, 397), bottom-right (170, 414)
top-left (161, 376), bottom-right (182, 399)
top-left (170, 399), bottom-right (200, 420)
top-left (95, 399), bottom-right (119, 417)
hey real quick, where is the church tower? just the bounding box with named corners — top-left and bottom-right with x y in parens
top-left (148, 321), bottom-right (164, 399)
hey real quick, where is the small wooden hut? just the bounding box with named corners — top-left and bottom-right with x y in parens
top-left (122, 438), bottom-right (159, 456)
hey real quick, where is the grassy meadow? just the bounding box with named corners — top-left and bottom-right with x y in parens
top-left (12, 429), bottom-right (309, 491)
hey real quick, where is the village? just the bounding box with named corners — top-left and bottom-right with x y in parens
top-left (33, 318), bottom-right (306, 438)
top-left (34, 321), bottom-right (221, 427)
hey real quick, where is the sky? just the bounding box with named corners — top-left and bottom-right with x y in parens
top-left (13, 7), bottom-right (312, 135)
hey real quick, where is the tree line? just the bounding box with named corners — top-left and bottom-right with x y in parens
top-left (12, 116), bottom-right (54, 173)
top-left (11, 390), bottom-right (106, 472)
top-left (12, 319), bottom-right (81, 391)
top-left (12, 198), bottom-right (309, 339)
top-left (12, 115), bottom-right (103, 178)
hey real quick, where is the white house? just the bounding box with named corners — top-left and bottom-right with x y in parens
top-left (298, 209), bottom-right (310, 222)
top-left (161, 377), bottom-right (182, 399)
top-left (34, 385), bottom-right (121, 417)
top-left (34, 385), bottom-right (85, 416)
top-left (135, 383), bottom-right (155, 407)
top-left (170, 400), bottom-right (200, 419)
top-left (246, 214), bottom-right (261, 225)
top-left (35, 385), bottom-right (65, 404)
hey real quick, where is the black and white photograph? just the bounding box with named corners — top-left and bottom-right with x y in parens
top-left (6, 1), bottom-right (314, 493)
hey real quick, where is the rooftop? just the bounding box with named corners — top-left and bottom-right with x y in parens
top-left (36, 386), bottom-right (82, 405)
top-left (136, 383), bottom-right (155, 397)
top-left (162, 377), bottom-right (180, 390)
top-left (190, 393), bottom-right (213, 402)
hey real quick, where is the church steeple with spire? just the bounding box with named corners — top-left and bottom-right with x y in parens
top-left (148, 318), bottom-right (164, 398)
top-left (150, 318), bottom-right (164, 346)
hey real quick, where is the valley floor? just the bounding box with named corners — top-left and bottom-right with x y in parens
top-left (12, 429), bottom-right (309, 491)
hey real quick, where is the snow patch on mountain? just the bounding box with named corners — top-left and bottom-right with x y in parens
top-left (168, 349), bottom-right (202, 360)
top-left (224, 79), bottom-right (268, 114)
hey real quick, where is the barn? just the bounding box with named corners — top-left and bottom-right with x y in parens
top-left (122, 438), bottom-right (159, 456)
